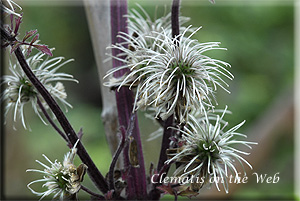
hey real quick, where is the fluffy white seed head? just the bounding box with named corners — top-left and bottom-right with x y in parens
top-left (166, 107), bottom-right (257, 193)
top-left (1, 50), bottom-right (77, 129)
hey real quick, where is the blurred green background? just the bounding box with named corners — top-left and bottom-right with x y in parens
top-left (2, 0), bottom-right (294, 200)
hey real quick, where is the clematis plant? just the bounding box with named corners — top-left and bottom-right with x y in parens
top-left (1, 0), bottom-right (257, 200)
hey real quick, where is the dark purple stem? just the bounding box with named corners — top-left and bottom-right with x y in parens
top-left (152, 1), bottom-right (181, 199)
top-left (157, 115), bottom-right (174, 172)
top-left (1, 27), bottom-right (109, 194)
top-left (149, 163), bottom-right (171, 200)
top-left (110, 0), bottom-right (147, 199)
top-left (108, 127), bottom-right (126, 190)
top-left (1, 26), bottom-right (14, 41)
top-left (157, 163), bottom-right (171, 183)
top-left (108, 113), bottom-right (135, 191)
top-left (171, 0), bottom-right (181, 43)
top-left (157, 0), bottom-right (181, 172)
top-left (150, 115), bottom-right (174, 199)
top-left (81, 185), bottom-right (105, 199)
top-left (36, 97), bottom-right (69, 143)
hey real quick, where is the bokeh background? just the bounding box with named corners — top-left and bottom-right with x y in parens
top-left (1, 0), bottom-right (295, 200)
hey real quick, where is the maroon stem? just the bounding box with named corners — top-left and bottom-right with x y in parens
top-left (1, 27), bottom-right (109, 194)
top-left (108, 127), bottom-right (126, 190)
top-left (36, 97), bottom-right (69, 143)
top-left (110, 0), bottom-right (147, 199)
top-left (157, 0), bottom-right (181, 173)
top-left (151, 1), bottom-right (181, 199)
top-left (15, 46), bottom-right (109, 193)
top-left (157, 115), bottom-right (174, 172)
top-left (81, 185), bottom-right (105, 199)
top-left (172, 0), bottom-right (181, 43)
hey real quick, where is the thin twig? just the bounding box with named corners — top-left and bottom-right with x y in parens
top-left (157, 163), bottom-right (171, 183)
top-left (108, 113), bottom-right (136, 190)
top-left (36, 97), bottom-right (69, 143)
top-left (1, 26), bottom-right (109, 194)
top-left (155, 116), bottom-right (165, 127)
top-left (81, 185), bottom-right (105, 199)
top-left (108, 126), bottom-right (126, 190)
top-left (157, 115), bottom-right (174, 172)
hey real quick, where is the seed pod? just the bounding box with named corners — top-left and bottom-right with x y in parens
top-left (190, 181), bottom-right (203, 192)
top-left (76, 163), bottom-right (88, 182)
top-left (129, 137), bottom-right (139, 168)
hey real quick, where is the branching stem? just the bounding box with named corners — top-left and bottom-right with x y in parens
top-left (108, 127), bottom-right (126, 190)
top-left (110, 0), bottom-right (147, 199)
top-left (1, 26), bottom-right (109, 194)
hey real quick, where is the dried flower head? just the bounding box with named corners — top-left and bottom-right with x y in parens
top-left (166, 107), bottom-right (257, 193)
top-left (1, 50), bottom-right (77, 129)
top-left (26, 140), bottom-right (87, 200)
